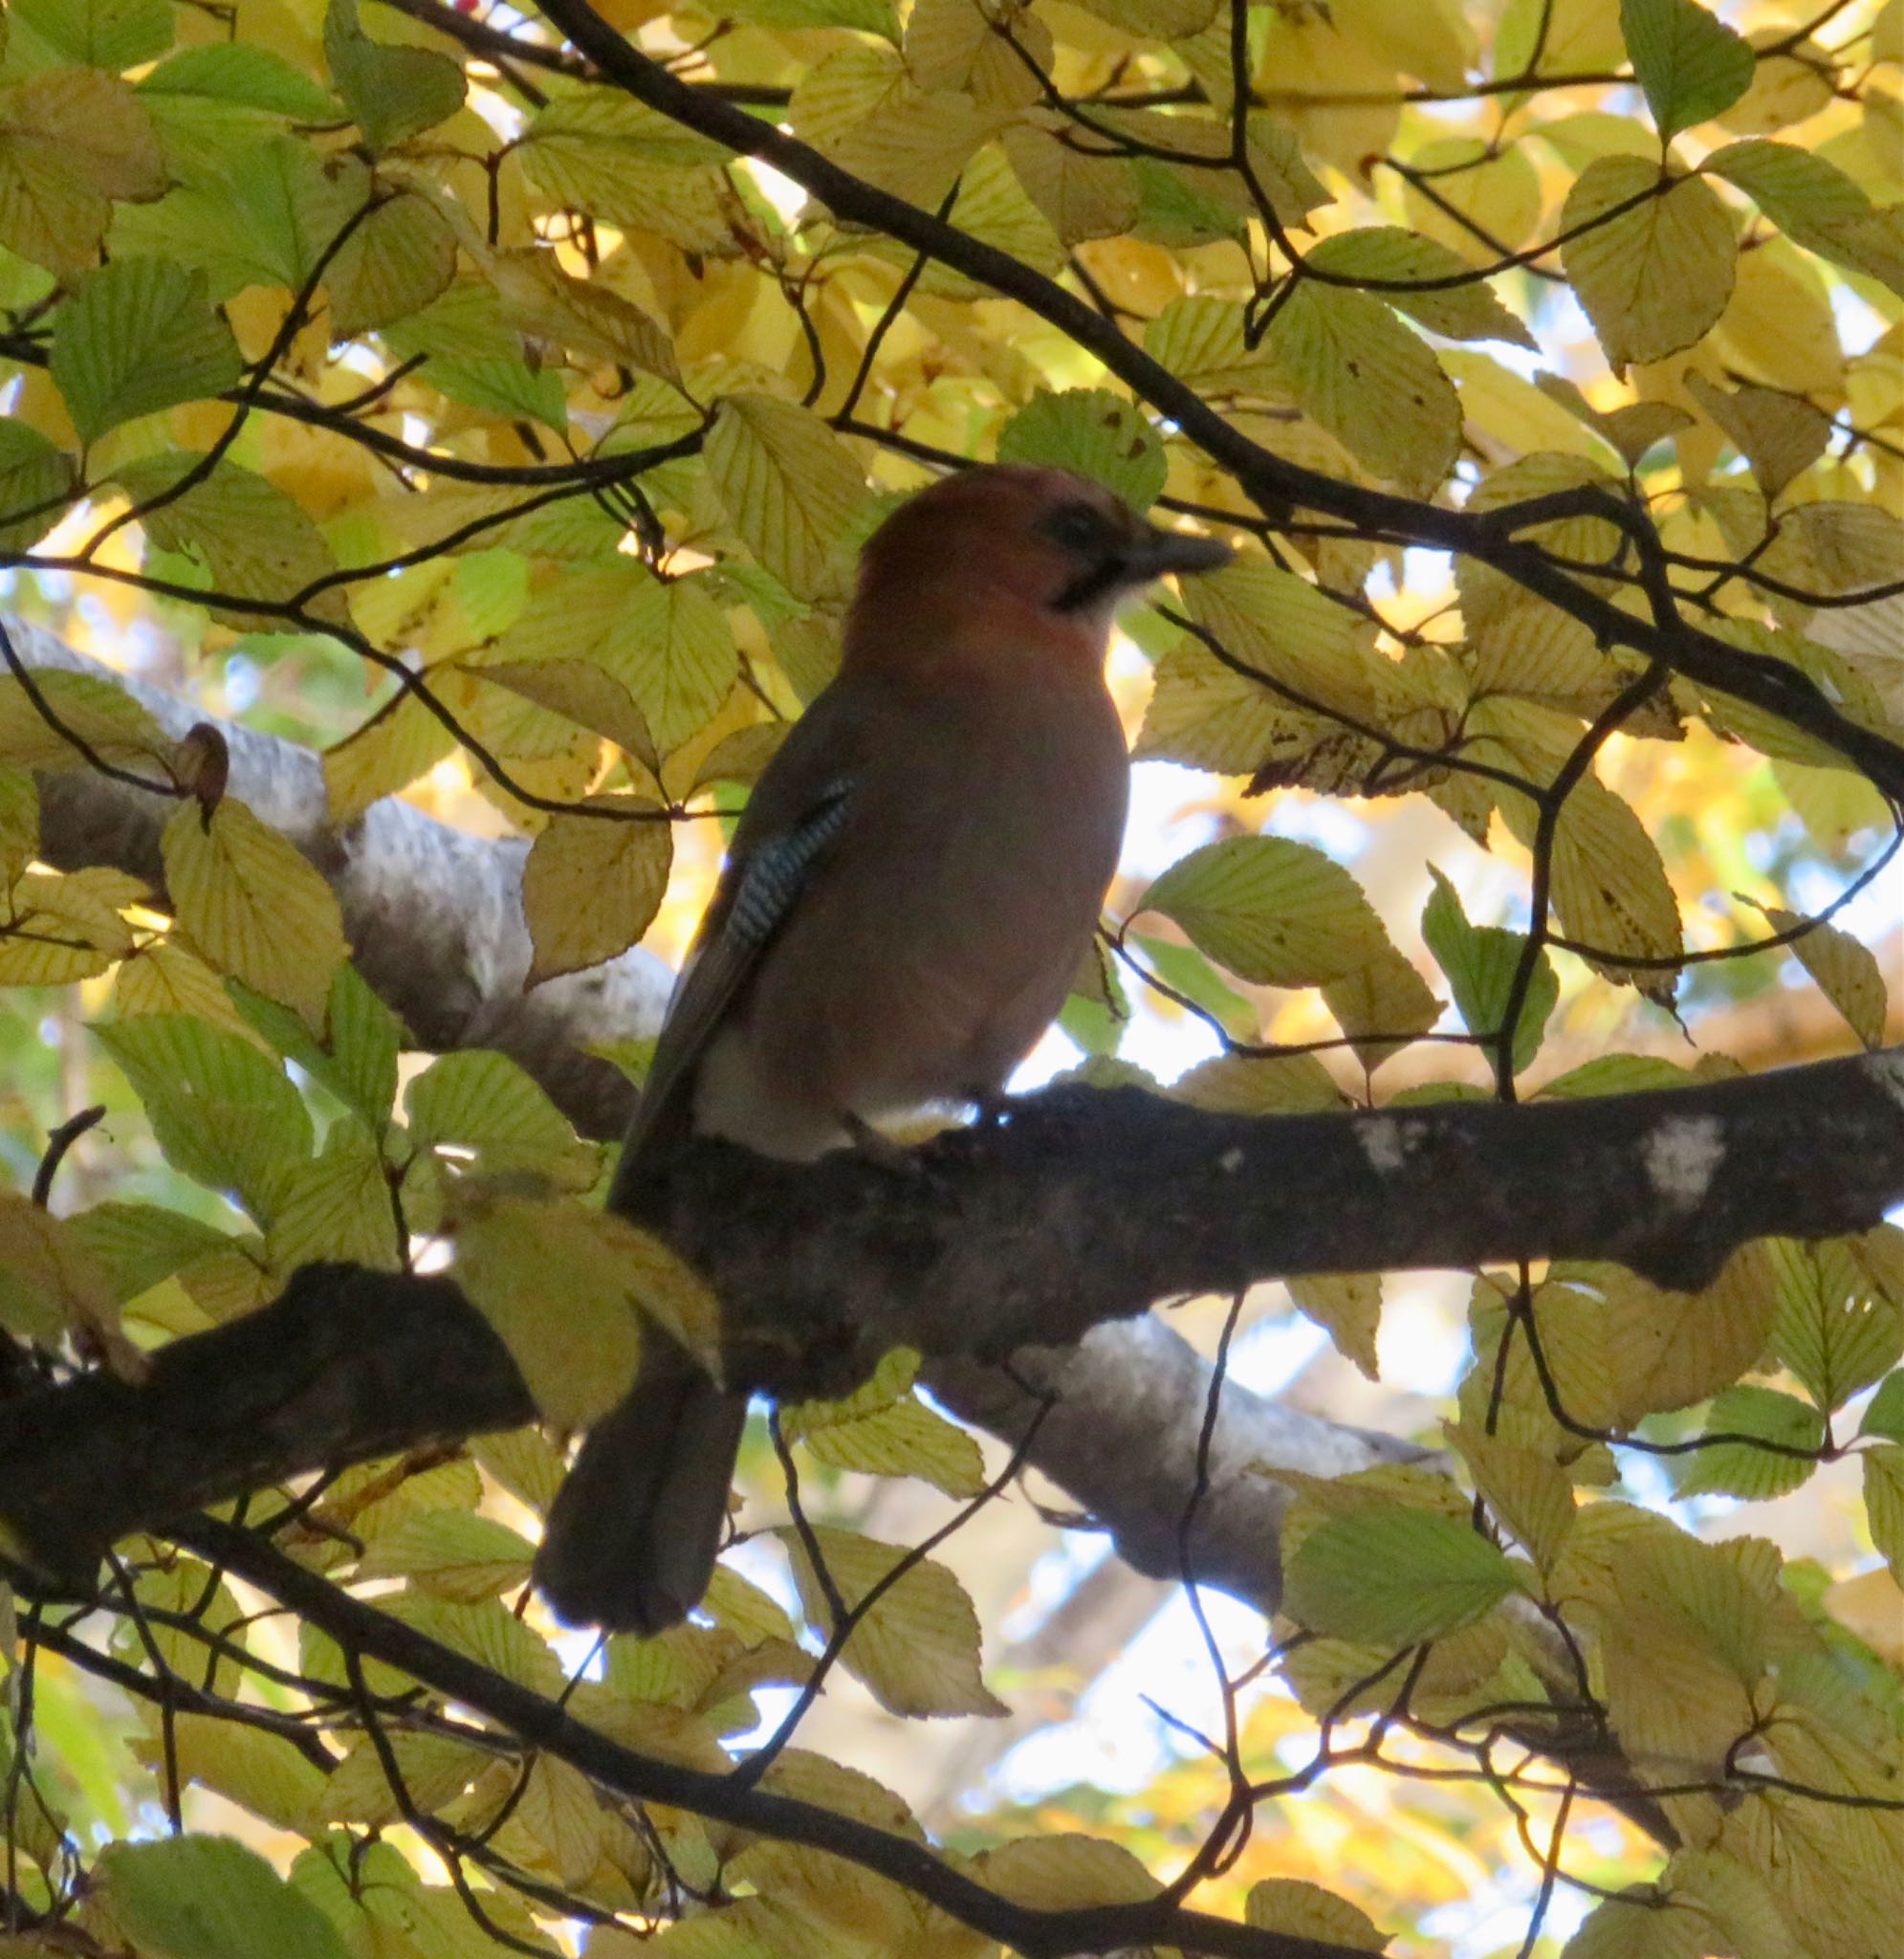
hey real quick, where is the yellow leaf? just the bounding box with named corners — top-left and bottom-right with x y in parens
top-left (522, 797), bottom-right (672, 986)
top-left (1401, 137), bottom-right (1543, 263)
top-left (514, 1754), bottom-right (604, 1888)
top-left (1501, 776), bottom-right (1683, 1000)
top-left (0, 1195), bottom-right (130, 1367)
top-left (0, 69), bottom-right (164, 273)
top-left (448, 1191), bottom-right (645, 1430)
top-left (1246, 1879), bottom-right (1388, 1952)
top-left (1600, 1244), bottom-right (1778, 1423)
top-left (159, 1714), bottom-right (324, 1836)
top-left (0, 670), bottom-right (168, 773)
top-left (1684, 373), bottom-right (1830, 499)
top-left (322, 691), bottom-right (459, 825)
top-left (1718, 30), bottom-right (1838, 136)
top-left (1712, 237), bottom-right (1844, 394)
top-left (1759, 908), bottom-right (1890, 1048)
top-left (162, 798), bottom-right (348, 1026)
top-left (1287, 1272), bottom-right (1385, 1380)
top-left (1171, 1051), bottom-right (1348, 1114)
top-left (320, 1731), bottom-right (490, 1827)
top-left (483, 660), bottom-right (658, 776)
top-left (357, 1509), bottom-right (536, 1602)
top-left (1448, 1422), bottom-right (1576, 1574)
top-left (1321, 946), bottom-right (1443, 1071)
top-left (906, 0), bottom-right (1048, 108)
top-left (824, 86), bottom-right (1007, 210)
top-left (1002, 118), bottom-right (1138, 245)
top-left (980, 1832), bottom-right (1158, 1910)
top-left (704, 394), bottom-right (868, 601)
top-left (1139, 834), bottom-right (1395, 987)
top-left (0, 868), bottom-right (134, 984)
top-left (781, 1526), bottom-right (1006, 1718)
top-left (1562, 157), bottom-right (1738, 373)
top-left (1266, 282), bottom-right (1462, 493)
top-left (0, 769), bottom-right (34, 891)
top-left (604, 578), bottom-right (740, 756)
top-left (1183, 555), bottom-right (1384, 724)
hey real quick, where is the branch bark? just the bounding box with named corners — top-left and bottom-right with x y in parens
top-left (10, 618), bottom-right (662, 1139)
top-left (5, 1049), bottom-right (1902, 1594)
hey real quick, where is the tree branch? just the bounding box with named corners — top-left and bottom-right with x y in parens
top-left (10, 619), bottom-right (660, 1138)
top-left (160, 1514), bottom-right (1372, 1959)
top-left (5, 1050), bottom-right (1901, 1595)
top-left (532, 0), bottom-right (1904, 802)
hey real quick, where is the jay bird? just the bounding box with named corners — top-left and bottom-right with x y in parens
top-left (534, 462), bottom-right (1232, 1634)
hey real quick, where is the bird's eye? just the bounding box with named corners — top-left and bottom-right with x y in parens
top-left (1042, 501), bottom-right (1111, 554)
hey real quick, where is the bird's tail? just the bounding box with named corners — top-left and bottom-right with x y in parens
top-left (533, 1333), bottom-right (747, 1635)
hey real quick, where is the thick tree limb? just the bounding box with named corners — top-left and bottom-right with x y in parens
top-left (10, 618), bottom-right (661, 1137)
top-left (10, 625), bottom-right (1424, 1624)
top-left (5, 1049), bottom-right (1901, 1595)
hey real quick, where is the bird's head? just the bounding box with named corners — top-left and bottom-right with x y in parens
top-left (845, 465), bottom-right (1233, 680)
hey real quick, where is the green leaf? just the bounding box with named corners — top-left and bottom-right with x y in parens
top-left (1860, 1370), bottom-right (1904, 1444)
top-left (997, 387), bottom-right (1168, 510)
top-left (325, 189), bottom-right (455, 337)
top-left (11, 0), bottom-right (174, 72)
top-left (1674, 1385), bottom-right (1826, 1499)
top-left (1865, 1445), bottom-right (1904, 1581)
top-left (266, 1123), bottom-right (403, 1272)
top-left (65, 1200), bottom-right (233, 1304)
top-left (1620, 0), bottom-right (1755, 142)
top-left (98, 1836), bottom-right (350, 1959)
top-left (405, 1049), bottom-right (597, 1188)
top-left (1304, 228), bottom-right (1537, 348)
top-left (0, 421), bottom-right (77, 550)
top-left (705, 393), bottom-right (869, 600)
top-left (1420, 867), bottom-right (1556, 1074)
top-left (357, 1510), bottom-right (536, 1601)
top-left (1561, 157), bottom-right (1737, 373)
top-left (1139, 835), bottom-right (1393, 988)
top-left (1264, 281), bottom-right (1462, 493)
top-left (429, 357), bottom-right (568, 433)
top-left (1127, 930), bottom-right (1258, 1039)
top-left (326, 962), bottom-right (406, 1133)
top-left (113, 451), bottom-right (343, 629)
top-left (49, 258), bottom-right (242, 444)
top-left (138, 43), bottom-right (342, 121)
top-left (93, 1013), bottom-right (312, 1225)
top-left (1771, 1239), bottom-right (1903, 1413)
top-left (323, 0), bottom-right (465, 154)
top-left (1285, 1508), bottom-right (1520, 1645)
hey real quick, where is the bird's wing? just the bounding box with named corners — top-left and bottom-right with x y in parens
top-left (609, 685), bottom-right (872, 1196)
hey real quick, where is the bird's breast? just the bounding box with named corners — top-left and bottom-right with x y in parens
top-left (696, 675), bottom-right (1128, 1151)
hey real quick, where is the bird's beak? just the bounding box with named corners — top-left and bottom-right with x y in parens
top-left (1121, 523), bottom-right (1234, 583)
